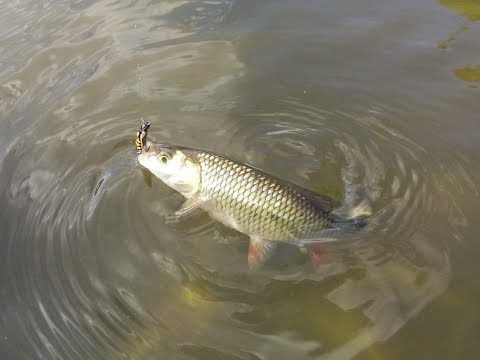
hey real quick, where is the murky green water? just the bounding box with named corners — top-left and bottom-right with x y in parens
top-left (1, 1), bottom-right (479, 359)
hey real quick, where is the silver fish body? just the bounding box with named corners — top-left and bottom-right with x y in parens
top-left (195, 151), bottom-right (335, 243)
top-left (137, 140), bottom-right (364, 268)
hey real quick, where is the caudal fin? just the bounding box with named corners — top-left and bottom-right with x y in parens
top-left (332, 214), bottom-right (368, 231)
top-left (305, 215), bottom-right (367, 270)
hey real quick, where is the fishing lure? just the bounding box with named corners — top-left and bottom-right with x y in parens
top-left (135, 122), bottom-right (151, 153)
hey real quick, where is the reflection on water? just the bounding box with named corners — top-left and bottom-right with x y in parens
top-left (437, 0), bottom-right (480, 21)
top-left (436, 24), bottom-right (469, 50)
top-left (0, 0), bottom-right (479, 359)
top-left (454, 65), bottom-right (480, 84)
top-left (437, 0), bottom-right (480, 86)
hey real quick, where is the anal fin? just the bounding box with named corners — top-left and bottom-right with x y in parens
top-left (306, 243), bottom-right (327, 270)
top-left (248, 238), bottom-right (277, 269)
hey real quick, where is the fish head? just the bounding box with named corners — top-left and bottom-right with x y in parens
top-left (137, 142), bottom-right (201, 197)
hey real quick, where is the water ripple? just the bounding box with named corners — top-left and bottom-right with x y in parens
top-left (179, 97), bottom-right (468, 357)
top-left (0, 1), bottom-right (477, 359)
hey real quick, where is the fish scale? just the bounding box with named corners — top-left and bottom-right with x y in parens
top-left (196, 151), bottom-right (332, 242)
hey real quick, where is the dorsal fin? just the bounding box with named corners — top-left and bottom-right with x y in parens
top-left (293, 185), bottom-right (341, 213)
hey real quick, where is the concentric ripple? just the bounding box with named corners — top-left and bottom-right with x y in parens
top-left (188, 97), bottom-right (471, 357)
top-left (1, 96), bottom-right (474, 359)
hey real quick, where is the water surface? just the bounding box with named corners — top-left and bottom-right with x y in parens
top-left (1, 1), bottom-right (480, 359)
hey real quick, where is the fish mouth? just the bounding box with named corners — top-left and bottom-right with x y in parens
top-left (135, 121), bottom-right (175, 157)
top-left (136, 142), bottom-right (157, 170)
top-left (145, 142), bottom-right (159, 155)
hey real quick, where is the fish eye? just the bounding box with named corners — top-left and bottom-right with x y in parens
top-left (158, 151), bottom-right (172, 163)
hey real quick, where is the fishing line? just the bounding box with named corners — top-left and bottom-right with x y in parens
top-left (134, 22), bottom-right (150, 153)
top-left (133, 20), bottom-right (144, 125)
top-left (137, 62), bottom-right (145, 126)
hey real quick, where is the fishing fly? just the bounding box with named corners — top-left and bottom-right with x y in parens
top-left (135, 121), bottom-right (151, 153)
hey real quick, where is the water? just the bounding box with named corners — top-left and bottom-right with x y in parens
top-left (1, 1), bottom-right (479, 359)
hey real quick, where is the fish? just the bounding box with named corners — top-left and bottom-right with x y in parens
top-left (136, 127), bottom-right (366, 269)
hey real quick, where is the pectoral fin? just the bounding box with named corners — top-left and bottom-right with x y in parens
top-left (248, 238), bottom-right (277, 269)
top-left (175, 197), bottom-right (206, 218)
top-left (141, 168), bottom-right (152, 188)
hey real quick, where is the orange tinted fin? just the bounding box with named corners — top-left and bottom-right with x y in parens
top-left (248, 238), bottom-right (277, 269)
top-left (306, 243), bottom-right (327, 270)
